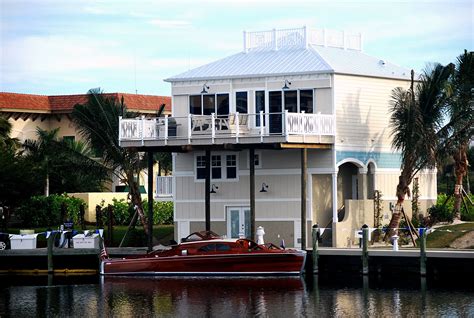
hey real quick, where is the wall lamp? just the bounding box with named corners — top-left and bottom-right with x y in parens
top-left (282, 79), bottom-right (291, 90)
top-left (201, 83), bottom-right (210, 94)
top-left (260, 182), bottom-right (269, 193)
top-left (210, 184), bottom-right (218, 194)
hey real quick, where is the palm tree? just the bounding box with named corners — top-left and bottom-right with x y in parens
top-left (23, 127), bottom-right (108, 196)
top-left (385, 65), bottom-right (452, 241)
top-left (0, 114), bottom-right (20, 151)
top-left (71, 89), bottom-right (149, 235)
top-left (448, 50), bottom-right (474, 219)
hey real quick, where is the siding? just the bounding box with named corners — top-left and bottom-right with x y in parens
top-left (334, 74), bottom-right (410, 151)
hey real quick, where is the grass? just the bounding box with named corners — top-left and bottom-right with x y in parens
top-left (4, 225), bottom-right (174, 248)
top-left (425, 222), bottom-right (474, 248)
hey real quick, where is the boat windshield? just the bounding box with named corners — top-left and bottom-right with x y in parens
top-left (181, 231), bottom-right (222, 242)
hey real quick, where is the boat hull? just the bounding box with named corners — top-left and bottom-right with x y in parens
top-left (101, 251), bottom-right (306, 276)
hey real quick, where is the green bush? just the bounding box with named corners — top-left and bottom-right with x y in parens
top-left (101, 198), bottom-right (134, 226)
top-left (427, 193), bottom-right (474, 223)
top-left (17, 194), bottom-right (86, 227)
top-left (153, 201), bottom-right (173, 225)
top-left (100, 199), bottom-right (174, 226)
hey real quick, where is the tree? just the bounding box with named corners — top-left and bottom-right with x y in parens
top-left (71, 89), bottom-right (150, 234)
top-left (385, 65), bottom-right (452, 240)
top-left (22, 127), bottom-right (109, 196)
top-left (447, 50), bottom-right (474, 219)
top-left (0, 114), bottom-right (20, 151)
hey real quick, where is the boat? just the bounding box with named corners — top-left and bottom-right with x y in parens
top-left (100, 231), bottom-right (306, 276)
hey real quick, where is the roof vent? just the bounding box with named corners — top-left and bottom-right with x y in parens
top-left (379, 60), bottom-right (386, 66)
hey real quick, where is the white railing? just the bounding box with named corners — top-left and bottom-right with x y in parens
top-left (285, 111), bottom-right (335, 136)
top-left (119, 112), bottom-right (335, 144)
top-left (244, 27), bottom-right (362, 52)
top-left (156, 176), bottom-right (173, 197)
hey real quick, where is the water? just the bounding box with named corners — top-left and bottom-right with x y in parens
top-left (1, 275), bottom-right (473, 317)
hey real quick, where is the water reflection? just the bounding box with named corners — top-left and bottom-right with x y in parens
top-left (1, 275), bottom-right (474, 317)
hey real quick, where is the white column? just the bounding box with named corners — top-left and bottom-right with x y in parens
top-left (332, 172), bottom-right (338, 223)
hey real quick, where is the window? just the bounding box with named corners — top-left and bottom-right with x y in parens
top-left (217, 94), bottom-right (229, 116)
top-left (226, 155), bottom-right (237, 179)
top-left (63, 136), bottom-right (75, 143)
top-left (196, 153), bottom-right (238, 181)
top-left (190, 95), bottom-right (202, 115)
top-left (284, 90), bottom-right (297, 113)
top-left (236, 92), bottom-right (248, 113)
top-left (198, 244), bottom-right (216, 252)
top-left (211, 155), bottom-right (222, 179)
top-left (216, 244), bottom-right (231, 251)
top-left (255, 91), bottom-right (265, 126)
top-left (246, 151), bottom-right (262, 169)
top-left (300, 89), bottom-right (313, 113)
top-left (189, 94), bottom-right (230, 115)
top-left (196, 155), bottom-right (206, 179)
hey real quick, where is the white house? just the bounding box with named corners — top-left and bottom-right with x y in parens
top-left (119, 27), bottom-right (437, 247)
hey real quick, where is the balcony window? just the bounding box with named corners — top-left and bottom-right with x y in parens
top-left (255, 91), bottom-right (265, 127)
top-left (190, 93), bottom-right (230, 116)
top-left (284, 90), bottom-right (297, 113)
top-left (300, 89), bottom-right (313, 113)
top-left (236, 92), bottom-right (248, 113)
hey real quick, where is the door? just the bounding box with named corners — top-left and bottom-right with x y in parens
top-left (226, 207), bottom-right (250, 238)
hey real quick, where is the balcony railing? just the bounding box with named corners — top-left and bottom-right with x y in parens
top-left (119, 111), bottom-right (335, 145)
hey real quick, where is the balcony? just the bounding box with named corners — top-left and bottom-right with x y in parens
top-left (119, 111), bottom-right (335, 148)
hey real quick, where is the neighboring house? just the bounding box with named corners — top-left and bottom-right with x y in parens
top-left (119, 27), bottom-right (437, 247)
top-left (0, 92), bottom-right (171, 193)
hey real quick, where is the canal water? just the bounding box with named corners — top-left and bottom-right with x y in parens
top-left (1, 274), bottom-right (473, 317)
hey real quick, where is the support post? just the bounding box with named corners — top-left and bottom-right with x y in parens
top-left (362, 224), bottom-right (369, 275)
top-left (205, 150), bottom-right (211, 232)
top-left (301, 148), bottom-right (307, 250)
top-left (312, 224), bottom-right (319, 274)
top-left (250, 148), bottom-right (256, 240)
top-left (147, 151), bottom-right (154, 252)
top-left (107, 206), bottom-right (113, 245)
top-left (420, 228), bottom-right (427, 276)
top-left (47, 232), bottom-right (54, 274)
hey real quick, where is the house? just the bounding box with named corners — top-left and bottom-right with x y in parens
top-left (119, 27), bottom-right (437, 247)
top-left (0, 92), bottom-right (171, 193)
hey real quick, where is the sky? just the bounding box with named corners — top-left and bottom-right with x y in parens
top-left (1, 0), bottom-right (472, 97)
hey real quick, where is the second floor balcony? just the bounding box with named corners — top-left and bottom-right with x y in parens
top-left (119, 111), bottom-right (335, 148)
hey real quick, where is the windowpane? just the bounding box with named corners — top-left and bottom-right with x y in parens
top-left (255, 91), bottom-right (265, 126)
top-left (284, 90), bottom-right (297, 113)
top-left (236, 92), bottom-right (248, 114)
top-left (269, 91), bottom-right (282, 134)
top-left (217, 94), bottom-right (229, 116)
top-left (212, 155), bottom-right (222, 179)
top-left (190, 95), bottom-right (202, 115)
top-left (196, 155), bottom-right (206, 179)
top-left (203, 94), bottom-right (215, 115)
top-left (254, 154), bottom-right (260, 167)
top-left (300, 89), bottom-right (313, 113)
top-left (226, 155), bottom-right (237, 179)
top-left (216, 244), bottom-right (230, 251)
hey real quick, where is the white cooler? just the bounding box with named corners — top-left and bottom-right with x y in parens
top-left (73, 234), bottom-right (99, 249)
top-left (10, 234), bottom-right (38, 249)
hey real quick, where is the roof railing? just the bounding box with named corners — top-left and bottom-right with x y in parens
top-left (243, 27), bottom-right (362, 52)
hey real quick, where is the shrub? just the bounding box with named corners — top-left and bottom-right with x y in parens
top-left (101, 198), bottom-right (134, 226)
top-left (143, 200), bottom-right (174, 225)
top-left (427, 193), bottom-right (474, 223)
top-left (100, 199), bottom-right (173, 226)
top-left (17, 194), bottom-right (86, 227)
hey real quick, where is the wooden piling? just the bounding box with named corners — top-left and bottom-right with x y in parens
top-left (47, 232), bottom-right (54, 274)
top-left (420, 228), bottom-right (427, 276)
top-left (362, 226), bottom-right (369, 275)
top-left (312, 224), bottom-right (319, 274)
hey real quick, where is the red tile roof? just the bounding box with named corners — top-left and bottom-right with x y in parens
top-left (0, 92), bottom-right (171, 113)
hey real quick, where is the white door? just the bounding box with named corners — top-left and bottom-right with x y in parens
top-left (226, 207), bottom-right (250, 238)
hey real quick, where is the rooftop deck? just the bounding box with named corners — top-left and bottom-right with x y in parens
top-left (119, 111), bottom-right (335, 148)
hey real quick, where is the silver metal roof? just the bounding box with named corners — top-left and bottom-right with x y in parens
top-left (165, 45), bottom-right (411, 82)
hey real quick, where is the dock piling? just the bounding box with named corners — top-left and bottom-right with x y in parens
top-left (47, 231), bottom-right (54, 274)
top-left (420, 228), bottom-right (427, 276)
top-left (362, 224), bottom-right (369, 275)
top-left (312, 224), bottom-right (319, 274)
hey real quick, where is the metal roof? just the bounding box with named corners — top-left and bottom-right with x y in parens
top-left (165, 45), bottom-right (411, 82)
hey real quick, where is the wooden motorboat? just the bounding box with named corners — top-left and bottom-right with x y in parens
top-left (100, 231), bottom-right (306, 276)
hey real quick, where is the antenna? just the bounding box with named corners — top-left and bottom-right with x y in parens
top-left (134, 50), bottom-right (138, 94)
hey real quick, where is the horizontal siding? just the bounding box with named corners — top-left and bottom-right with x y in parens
top-left (334, 74), bottom-right (410, 151)
top-left (374, 171), bottom-right (437, 200)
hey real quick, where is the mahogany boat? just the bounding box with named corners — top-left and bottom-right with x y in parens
top-left (100, 231), bottom-right (306, 276)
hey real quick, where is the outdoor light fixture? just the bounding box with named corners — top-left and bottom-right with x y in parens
top-left (210, 184), bottom-right (218, 194)
top-left (260, 183), bottom-right (269, 193)
top-left (201, 83), bottom-right (210, 94)
top-left (282, 79), bottom-right (291, 90)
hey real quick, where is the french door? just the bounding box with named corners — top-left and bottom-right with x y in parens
top-left (226, 207), bottom-right (250, 239)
